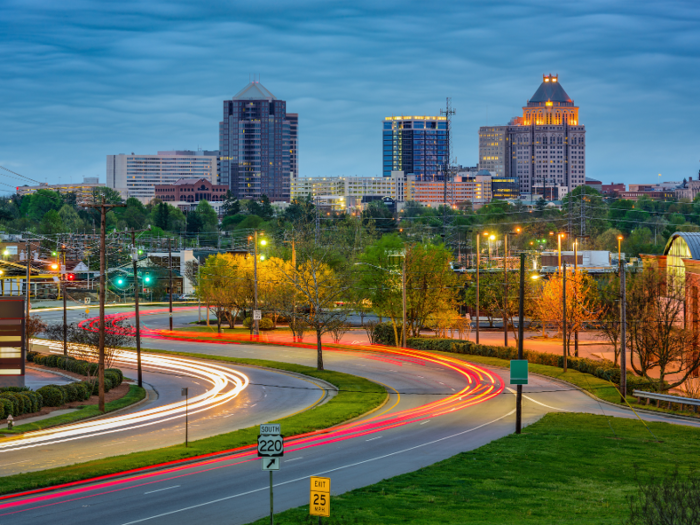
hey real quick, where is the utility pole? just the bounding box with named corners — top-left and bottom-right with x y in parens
top-left (25, 239), bottom-right (33, 361)
top-left (253, 231), bottom-right (260, 336)
top-left (574, 239), bottom-right (578, 357)
top-left (562, 262), bottom-right (567, 373)
top-left (402, 253), bottom-right (407, 347)
top-left (620, 256), bottom-right (627, 402)
top-left (59, 245), bottom-right (67, 356)
top-left (168, 238), bottom-right (173, 331)
top-left (315, 196), bottom-right (320, 245)
top-left (131, 228), bottom-right (143, 388)
top-left (516, 253), bottom-right (525, 434)
top-left (476, 232), bottom-right (481, 344)
top-left (87, 198), bottom-right (126, 412)
top-left (504, 234), bottom-right (508, 347)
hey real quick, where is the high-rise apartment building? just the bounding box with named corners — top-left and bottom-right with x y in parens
top-left (219, 81), bottom-right (297, 202)
top-left (383, 116), bottom-right (449, 180)
top-left (479, 75), bottom-right (586, 199)
top-left (107, 150), bottom-right (217, 203)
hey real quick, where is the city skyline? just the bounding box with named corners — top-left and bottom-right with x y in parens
top-left (1, 1), bottom-right (698, 192)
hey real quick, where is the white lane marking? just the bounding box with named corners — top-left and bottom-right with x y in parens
top-left (439, 382), bottom-right (445, 385)
top-left (144, 485), bottom-right (180, 495)
top-left (365, 436), bottom-right (382, 442)
top-left (119, 409), bottom-right (516, 525)
top-left (505, 387), bottom-right (569, 412)
top-left (420, 420), bottom-right (431, 425)
top-left (285, 457), bottom-right (303, 462)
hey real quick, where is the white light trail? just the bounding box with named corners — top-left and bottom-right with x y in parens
top-left (1, 343), bottom-right (249, 452)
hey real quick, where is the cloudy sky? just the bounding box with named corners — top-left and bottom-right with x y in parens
top-left (0, 0), bottom-right (698, 191)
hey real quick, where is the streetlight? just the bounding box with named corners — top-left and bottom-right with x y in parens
top-left (252, 232), bottom-right (267, 337)
top-left (502, 228), bottom-right (522, 347)
top-left (617, 235), bottom-right (623, 266)
top-left (557, 233), bottom-right (566, 271)
top-left (355, 260), bottom-right (406, 347)
top-left (476, 231), bottom-right (489, 344)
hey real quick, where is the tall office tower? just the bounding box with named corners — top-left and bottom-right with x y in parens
top-left (478, 126), bottom-right (509, 177)
top-left (219, 81), bottom-right (297, 201)
top-left (479, 75), bottom-right (586, 199)
top-left (382, 116), bottom-right (449, 180)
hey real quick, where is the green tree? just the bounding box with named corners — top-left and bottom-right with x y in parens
top-left (58, 204), bottom-right (83, 232)
top-left (195, 200), bottom-right (218, 232)
top-left (167, 207), bottom-right (187, 232)
top-left (25, 189), bottom-right (63, 222)
top-left (221, 191), bottom-right (240, 217)
top-left (154, 202), bottom-right (170, 230)
top-left (40, 209), bottom-right (65, 235)
top-left (91, 187), bottom-right (123, 205)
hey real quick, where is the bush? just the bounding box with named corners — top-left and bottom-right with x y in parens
top-left (0, 392), bottom-right (19, 416)
top-left (106, 368), bottom-right (123, 386)
top-left (0, 398), bottom-right (12, 419)
top-left (60, 383), bottom-right (79, 403)
top-left (260, 318), bottom-right (274, 331)
top-left (37, 385), bottom-right (65, 407)
top-left (16, 393), bottom-right (33, 414)
top-left (26, 351), bottom-right (38, 362)
top-left (243, 317), bottom-right (252, 329)
top-left (74, 382), bottom-right (90, 401)
top-left (26, 391), bottom-right (43, 412)
top-left (373, 322), bottom-right (401, 345)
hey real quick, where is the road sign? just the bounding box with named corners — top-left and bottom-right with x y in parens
top-left (262, 457), bottom-right (280, 471)
top-left (253, 309), bottom-right (262, 320)
top-left (510, 360), bottom-right (529, 385)
top-left (258, 424), bottom-right (284, 457)
top-left (258, 434), bottom-right (284, 457)
top-left (310, 476), bottom-right (330, 517)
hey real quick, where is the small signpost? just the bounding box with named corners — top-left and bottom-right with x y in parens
top-left (253, 309), bottom-right (262, 321)
top-left (181, 387), bottom-right (189, 447)
top-left (258, 424), bottom-right (283, 525)
top-left (510, 360), bottom-right (528, 435)
top-left (84, 297), bottom-right (91, 305)
top-left (310, 476), bottom-right (331, 520)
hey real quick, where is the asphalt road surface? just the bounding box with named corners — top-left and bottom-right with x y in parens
top-left (4, 306), bottom-right (698, 525)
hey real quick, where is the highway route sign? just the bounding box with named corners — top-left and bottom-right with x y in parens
top-left (310, 476), bottom-right (330, 517)
top-left (258, 424), bottom-right (284, 457)
top-left (253, 310), bottom-right (262, 320)
top-left (262, 457), bottom-right (280, 471)
top-left (510, 360), bottom-right (529, 385)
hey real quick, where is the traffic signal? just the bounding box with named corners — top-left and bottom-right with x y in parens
top-left (143, 273), bottom-right (153, 285)
top-left (115, 277), bottom-right (126, 288)
top-left (66, 274), bottom-right (75, 281)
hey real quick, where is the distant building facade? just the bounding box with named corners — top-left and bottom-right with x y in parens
top-left (602, 182), bottom-right (626, 196)
top-left (107, 151), bottom-right (217, 203)
top-left (479, 74), bottom-right (586, 199)
top-left (17, 177), bottom-right (110, 205)
top-left (219, 81), bottom-right (297, 202)
top-left (154, 178), bottom-right (228, 214)
top-left (491, 175), bottom-right (519, 200)
top-left (383, 116), bottom-right (449, 180)
top-left (675, 174), bottom-right (700, 201)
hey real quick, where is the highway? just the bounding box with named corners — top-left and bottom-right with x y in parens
top-left (2, 306), bottom-right (698, 524)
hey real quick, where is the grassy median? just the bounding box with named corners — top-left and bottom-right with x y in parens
top-left (250, 412), bottom-right (700, 525)
top-left (0, 354), bottom-right (386, 496)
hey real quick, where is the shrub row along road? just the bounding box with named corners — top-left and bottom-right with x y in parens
top-left (5, 307), bottom-right (699, 525)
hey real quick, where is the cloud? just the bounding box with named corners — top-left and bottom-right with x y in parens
top-left (0, 0), bottom-right (698, 190)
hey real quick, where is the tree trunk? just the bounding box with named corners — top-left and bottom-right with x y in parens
top-left (316, 328), bottom-right (324, 370)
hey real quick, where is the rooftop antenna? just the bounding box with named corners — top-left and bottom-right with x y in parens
top-left (440, 97), bottom-right (456, 241)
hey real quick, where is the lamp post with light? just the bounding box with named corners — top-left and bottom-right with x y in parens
top-left (252, 232), bottom-right (267, 336)
top-left (618, 235), bottom-right (627, 401)
top-left (130, 226), bottom-right (151, 388)
top-left (476, 231), bottom-right (489, 344)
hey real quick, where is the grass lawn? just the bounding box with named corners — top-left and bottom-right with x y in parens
top-left (249, 412), bottom-right (699, 525)
top-left (0, 355), bottom-right (386, 496)
top-left (0, 385), bottom-right (146, 436)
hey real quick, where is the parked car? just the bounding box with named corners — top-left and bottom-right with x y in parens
top-left (178, 293), bottom-right (197, 301)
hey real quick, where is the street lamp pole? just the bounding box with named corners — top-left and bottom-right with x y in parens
top-left (130, 228), bottom-right (144, 388)
top-left (476, 233), bottom-right (482, 344)
top-left (619, 236), bottom-right (627, 402)
top-left (253, 231), bottom-right (259, 337)
top-left (401, 255), bottom-right (407, 347)
top-left (59, 245), bottom-right (67, 356)
top-left (516, 252), bottom-right (525, 434)
top-left (504, 234), bottom-right (508, 347)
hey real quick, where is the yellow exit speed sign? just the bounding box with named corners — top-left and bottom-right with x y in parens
top-left (310, 476), bottom-right (330, 517)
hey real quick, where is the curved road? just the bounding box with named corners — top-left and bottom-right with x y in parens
top-left (3, 306), bottom-right (698, 525)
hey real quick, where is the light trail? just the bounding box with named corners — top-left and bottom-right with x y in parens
top-left (0, 311), bottom-right (504, 513)
top-left (0, 343), bottom-right (249, 453)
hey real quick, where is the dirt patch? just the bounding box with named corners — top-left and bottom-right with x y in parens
top-left (1, 366), bottom-right (130, 424)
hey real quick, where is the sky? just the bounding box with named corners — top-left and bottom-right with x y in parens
top-left (0, 0), bottom-right (699, 193)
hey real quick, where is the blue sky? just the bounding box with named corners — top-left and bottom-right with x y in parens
top-left (0, 0), bottom-right (698, 192)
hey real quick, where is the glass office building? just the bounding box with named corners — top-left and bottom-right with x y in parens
top-left (219, 81), bottom-right (297, 201)
top-left (383, 116), bottom-right (449, 180)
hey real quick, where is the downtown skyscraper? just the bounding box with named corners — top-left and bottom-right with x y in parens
top-left (219, 81), bottom-right (298, 201)
top-left (383, 116), bottom-right (449, 180)
top-left (478, 75), bottom-right (586, 199)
